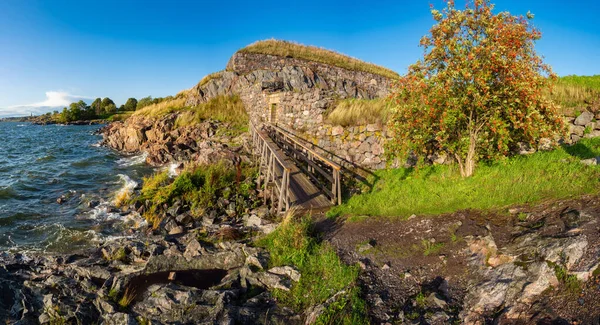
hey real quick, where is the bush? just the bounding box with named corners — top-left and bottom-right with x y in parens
top-left (136, 162), bottom-right (257, 227)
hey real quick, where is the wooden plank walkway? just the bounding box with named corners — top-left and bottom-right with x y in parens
top-left (273, 159), bottom-right (332, 211)
top-left (251, 121), bottom-right (337, 213)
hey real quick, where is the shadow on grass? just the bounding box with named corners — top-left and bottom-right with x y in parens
top-left (562, 139), bottom-right (599, 159)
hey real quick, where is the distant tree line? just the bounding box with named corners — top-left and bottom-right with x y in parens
top-left (49, 95), bottom-right (173, 122)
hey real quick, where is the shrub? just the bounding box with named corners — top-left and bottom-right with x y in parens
top-left (135, 162), bottom-right (257, 226)
top-left (388, 0), bottom-right (565, 177)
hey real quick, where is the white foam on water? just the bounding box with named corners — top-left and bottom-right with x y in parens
top-left (117, 152), bottom-right (148, 167)
top-left (114, 174), bottom-right (138, 204)
top-left (91, 142), bottom-right (101, 147)
top-left (85, 202), bottom-right (122, 221)
top-left (166, 162), bottom-right (180, 177)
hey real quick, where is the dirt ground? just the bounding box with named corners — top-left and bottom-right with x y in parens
top-left (318, 194), bottom-right (600, 324)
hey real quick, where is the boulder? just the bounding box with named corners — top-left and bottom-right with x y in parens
top-left (574, 111), bottom-right (594, 126)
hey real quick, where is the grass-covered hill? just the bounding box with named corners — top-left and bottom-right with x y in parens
top-left (237, 39), bottom-right (400, 80)
top-left (551, 75), bottom-right (600, 112)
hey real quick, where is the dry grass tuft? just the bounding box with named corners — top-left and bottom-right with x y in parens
top-left (238, 39), bottom-right (400, 80)
top-left (133, 97), bottom-right (188, 118)
top-left (118, 286), bottom-right (137, 309)
top-left (547, 75), bottom-right (600, 113)
top-left (174, 95), bottom-right (247, 129)
top-left (196, 71), bottom-right (224, 88)
top-left (326, 98), bottom-right (391, 126)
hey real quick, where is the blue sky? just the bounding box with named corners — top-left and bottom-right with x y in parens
top-left (0, 0), bottom-right (598, 116)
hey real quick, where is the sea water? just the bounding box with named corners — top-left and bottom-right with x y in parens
top-left (0, 122), bottom-right (153, 253)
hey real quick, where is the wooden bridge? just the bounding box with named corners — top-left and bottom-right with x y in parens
top-left (250, 122), bottom-right (342, 214)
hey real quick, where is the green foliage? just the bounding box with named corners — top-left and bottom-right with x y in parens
top-left (415, 292), bottom-right (427, 308)
top-left (137, 96), bottom-right (154, 110)
top-left (256, 215), bottom-right (366, 323)
top-left (239, 39), bottom-right (399, 80)
top-left (108, 287), bottom-right (119, 302)
top-left (137, 162), bottom-right (257, 227)
top-left (548, 261), bottom-right (581, 293)
top-left (58, 100), bottom-right (97, 122)
top-left (328, 138), bottom-right (600, 218)
top-left (91, 98), bottom-right (102, 116)
top-left (326, 98), bottom-right (391, 126)
top-left (123, 98), bottom-right (138, 111)
top-left (101, 97), bottom-right (116, 115)
top-left (388, 0), bottom-right (565, 177)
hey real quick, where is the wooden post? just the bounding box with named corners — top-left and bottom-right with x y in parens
top-left (336, 170), bottom-right (342, 205)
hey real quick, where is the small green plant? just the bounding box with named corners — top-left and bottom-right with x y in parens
top-left (46, 306), bottom-right (67, 325)
top-left (108, 287), bottom-right (119, 302)
top-left (421, 239), bottom-right (444, 256)
top-left (135, 162), bottom-right (258, 229)
top-left (118, 287), bottom-right (137, 309)
top-left (415, 291), bottom-right (427, 308)
top-left (113, 247), bottom-right (127, 262)
top-left (547, 261), bottom-right (581, 294)
top-left (136, 316), bottom-right (150, 325)
top-left (315, 286), bottom-right (368, 325)
top-left (517, 212), bottom-right (528, 222)
top-left (584, 126), bottom-right (592, 135)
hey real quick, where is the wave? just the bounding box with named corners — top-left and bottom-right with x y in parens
top-left (37, 154), bottom-right (56, 162)
top-left (117, 152), bottom-right (148, 167)
top-left (0, 186), bottom-right (18, 200)
top-left (83, 201), bottom-right (122, 221)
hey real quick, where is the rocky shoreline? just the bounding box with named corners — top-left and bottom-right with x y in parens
top-left (1, 118), bottom-right (309, 324)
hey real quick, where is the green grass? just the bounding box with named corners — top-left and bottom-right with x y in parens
top-left (328, 138), bottom-right (600, 218)
top-left (137, 162), bottom-right (257, 228)
top-left (255, 214), bottom-right (368, 324)
top-left (238, 39), bottom-right (399, 80)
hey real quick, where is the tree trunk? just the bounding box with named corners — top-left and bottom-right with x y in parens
top-left (456, 135), bottom-right (477, 177)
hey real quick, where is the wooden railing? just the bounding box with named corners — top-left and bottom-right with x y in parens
top-left (250, 122), bottom-right (293, 213)
top-left (266, 124), bottom-right (342, 205)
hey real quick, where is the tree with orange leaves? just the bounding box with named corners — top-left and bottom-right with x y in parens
top-left (388, 0), bottom-right (565, 177)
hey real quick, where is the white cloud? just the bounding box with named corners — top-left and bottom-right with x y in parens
top-left (0, 91), bottom-right (92, 118)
